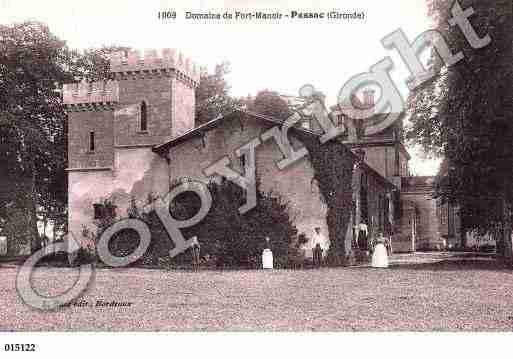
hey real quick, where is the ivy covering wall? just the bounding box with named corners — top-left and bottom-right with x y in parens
top-left (299, 134), bottom-right (356, 265)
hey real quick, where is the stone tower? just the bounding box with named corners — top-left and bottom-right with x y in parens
top-left (63, 49), bottom-right (200, 243)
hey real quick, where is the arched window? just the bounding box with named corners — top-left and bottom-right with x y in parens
top-left (140, 101), bottom-right (148, 132)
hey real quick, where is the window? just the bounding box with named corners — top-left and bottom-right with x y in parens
top-left (89, 131), bottom-right (95, 152)
top-left (378, 195), bottom-right (384, 230)
top-left (93, 203), bottom-right (103, 220)
top-left (140, 101), bottom-right (148, 132)
top-left (448, 204), bottom-right (455, 236)
top-left (240, 153), bottom-right (246, 170)
top-left (360, 173), bottom-right (368, 223)
top-left (440, 204), bottom-right (448, 225)
top-left (337, 114), bottom-right (346, 126)
top-left (0, 235), bottom-right (7, 256)
top-left (93, 202), bottom-right (117, 220)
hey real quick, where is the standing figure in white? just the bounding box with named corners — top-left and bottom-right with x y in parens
top-left (371, 232), bottom-right (389, 268)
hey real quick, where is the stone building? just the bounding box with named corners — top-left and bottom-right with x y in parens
top-left (399, 176), bottom-right (447, 251)
top-left (62, 48), bottom-right (447, 259)
top-left (330, 97), bottom-right (448, 252)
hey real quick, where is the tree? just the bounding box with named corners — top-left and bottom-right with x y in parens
top-left (0, 20), bottom-right (128, 254)
top-left (195, 62), bottom-right (241, 125)
top-left (406, 1), bottom-right (513, 256)
top-left (0, 21), bottom-right (72, 253)
top-left (195, 65), bottom-right (293, 125)
top-left (247, 90), bottom-right (293, 119)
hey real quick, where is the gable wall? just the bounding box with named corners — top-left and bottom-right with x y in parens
top-left (167, 117), bottom-right (329, 253)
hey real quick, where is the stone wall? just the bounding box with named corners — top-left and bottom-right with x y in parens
top-left (351, 158), bottom-right (398, 255)
top-left (364, 146), bottom-right (393, 178)
top-left (395, 200), bottom-right (416, 253)
top-left (67, 148), bottom-right (169, 244)
top-left (400, 177), bottom-right (444, 250)
top-left (437, 201), bottom-right (462, 248)
top-left (171, 78), bottom-right (196, 137)
top-left (65, 48), bottom-right (199, 245)
top-left (360, 144), bottom-right (409, 180)
top-left (114, 76), bottom-right (175, 147)
top-left (401, 192), bottom-right (441, 250)
top-left (67, 110), bottom-right (402, 257)
top-left (68, 110), bottom-right (114, 169)
top-left (166, 115), bottom-right (330, 255)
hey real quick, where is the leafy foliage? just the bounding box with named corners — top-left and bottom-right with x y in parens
top-left (406, 1), bottom-right (513, 246)
top-left (187, 180), bottom-right (300, 268)
top-left (101, 179), bottom-right (303, 269)
top-left (0, 21), bottom-right (72, 252)
top-left (300, 135), bottom-right (355, 265)
top-left (0, 20), bottom-right (128, 253)
top-left (195, 62), bottom-right (241, 125)
top-left (70, 45), bottom-right (131, 82)
top-left (246, 90), bottom-right (293, 119)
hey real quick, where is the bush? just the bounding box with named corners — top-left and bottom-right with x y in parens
top-left (92, 179), bottom-right (305, 269)
top-left (39, 250), bottom-right (69, 266)
top-left (74, 247), bottom-right (96, 265)
top-left (478, 244), bottom-right (496, 253)
top-left (37, 242), bottom-right (96, 267)
top-left (178, 179), bottom-right (302, 268)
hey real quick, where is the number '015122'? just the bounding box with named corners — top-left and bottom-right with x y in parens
top-left (4, 344), bottom-right (36, 352)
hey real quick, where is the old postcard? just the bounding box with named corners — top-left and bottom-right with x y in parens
top-left (0, 0), bottom-right (512, 357)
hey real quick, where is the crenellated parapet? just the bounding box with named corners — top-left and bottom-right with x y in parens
top-left (109, 49), bottom-right (200, 87)
top-left (63, 79), bottom-right (119, 111)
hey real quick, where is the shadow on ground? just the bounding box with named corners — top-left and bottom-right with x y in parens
top-left (388, 257), bottom-right (511, 272)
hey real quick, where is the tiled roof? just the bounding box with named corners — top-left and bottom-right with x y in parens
top-left (152, 109), bottom-right (320, 153)
top-left (152, 109), bottom-right (398, 191)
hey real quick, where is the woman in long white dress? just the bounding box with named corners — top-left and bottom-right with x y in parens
top-left (371, 233), bottom-right (389, 268)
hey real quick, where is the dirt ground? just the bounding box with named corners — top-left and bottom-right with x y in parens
top-left (1, 252), bottom-right (512, 331)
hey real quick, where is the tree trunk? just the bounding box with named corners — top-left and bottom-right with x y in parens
top-left (28, 164), bottom-right (40, 254)
top-left (460, 215), bottom-right (468, 248)
top-left (502, 198), bottom-right (512, 263)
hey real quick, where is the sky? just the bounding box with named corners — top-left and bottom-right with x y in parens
top-left (1, 0), bottom-right (442, 175)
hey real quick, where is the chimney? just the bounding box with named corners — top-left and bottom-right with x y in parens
top-left (363, 89), bottom-right (375, 108)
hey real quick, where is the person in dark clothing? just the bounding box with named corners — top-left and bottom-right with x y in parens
top-left (191, 236), bottom-right (201, 269)
top-left (313, 243), bottom-right (323, 268)
top-left (358, 222), bottom-right (368, 250)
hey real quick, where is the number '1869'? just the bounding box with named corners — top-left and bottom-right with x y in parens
top-left (4, 344), bottom-right (36, 352)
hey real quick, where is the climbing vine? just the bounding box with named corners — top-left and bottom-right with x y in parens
top-left (299, 134), bottom-right (355, 265)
